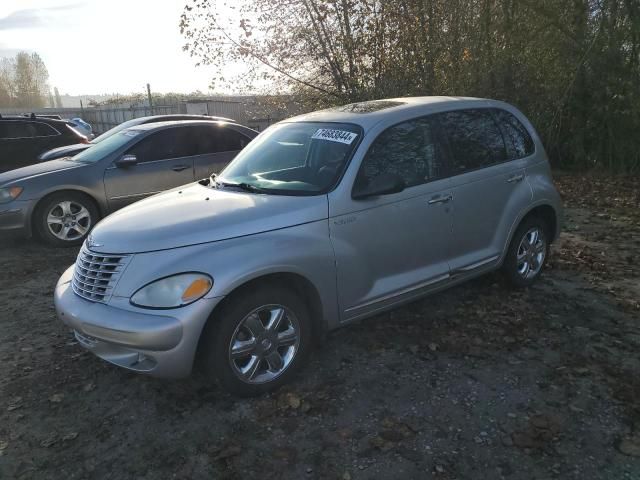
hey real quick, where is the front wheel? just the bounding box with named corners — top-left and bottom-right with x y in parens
top-left (201, 285), bottom-right (312, 396)
top-left (503, 217), bottom-right (549, 288)
top-left (34, 192), bottom-right (99, 247)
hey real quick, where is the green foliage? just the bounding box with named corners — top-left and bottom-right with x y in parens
top-left (181, 0), bottom-right (640, 172)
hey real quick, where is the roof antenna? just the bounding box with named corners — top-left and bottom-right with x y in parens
top-left (30, 112), bottom-right (36, 119)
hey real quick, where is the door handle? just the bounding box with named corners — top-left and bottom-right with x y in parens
top-left (428, 194), bottom-right (453, 205)
top-left (172, 165), bottom-right (190, 172)
top-left (507, 173), bottom-right (525, 183)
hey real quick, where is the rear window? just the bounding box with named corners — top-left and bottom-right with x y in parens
top-left (493, 109), bottom-right (535, 159)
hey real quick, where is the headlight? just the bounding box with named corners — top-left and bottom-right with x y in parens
top-left (0, 187), bottom-right (23, 204)
top-left (130, 273), bottom-right (213, 309)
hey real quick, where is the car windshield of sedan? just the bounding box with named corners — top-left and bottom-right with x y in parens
top-left (89, 118), bottom-right (144, 144)
top-left (72, 130), bottom-right (141, 163)
top-left (217, 122), bottom-right (362, 195)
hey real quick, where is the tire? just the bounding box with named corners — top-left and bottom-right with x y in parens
top-left (503, 216), bottom-right (550, 288)
top-left (201, 284), bottom-right (313, 396)
top-left (34, 192), bottom-right (100, 247)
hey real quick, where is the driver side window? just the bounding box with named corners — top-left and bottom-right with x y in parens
top-left (356, 116), bottom-right (445, 190)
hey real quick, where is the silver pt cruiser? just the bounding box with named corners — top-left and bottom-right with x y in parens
top-left (55, 97), bottom-right (563, 396)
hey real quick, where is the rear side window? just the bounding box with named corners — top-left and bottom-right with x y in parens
top-left (34, 122), bottom-right (59, 137)
top-left (493, 109), bottom-right (535, 159)
top-left (128, 127), bottom-right (196, 162)
top-left (356, 116), bottom-right (446, 190)
top-left (438, 109), bottom-right (507, 173)
top-left (193, 125), bottom-right (250, 155)
top-left (0, 121), bottom-right (37, 139)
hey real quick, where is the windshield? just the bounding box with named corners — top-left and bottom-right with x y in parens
top-left (73, 129), bottom-right (141, 163)
top-left (90, 118), bottom-right (145, 144)
top-left (218, 122), bottom-right (362, 195)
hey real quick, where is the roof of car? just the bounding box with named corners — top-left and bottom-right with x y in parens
top-left (284, 96), bottom-right (503, 130)
top-left (0, 115), bottom-right (71, 126)
top-left (136, 114), bottom-right (235, 123)
top-left (123, 119), bottom-right (257, 135)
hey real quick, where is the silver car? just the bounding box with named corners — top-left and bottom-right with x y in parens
top-left (54, 97), bottom-right (563, 396)
top-left (0, 120), bottom-right (257, 246)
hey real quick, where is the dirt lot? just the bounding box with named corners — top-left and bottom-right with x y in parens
top-left (1, 174), bottom-right (639, 480)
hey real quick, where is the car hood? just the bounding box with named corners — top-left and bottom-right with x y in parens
top-left (89, 183), bottom-right (329, 254)
top-left (0, 158), bottom-right (86, 186)
top-left (38, 143), bottom-right (90, 161)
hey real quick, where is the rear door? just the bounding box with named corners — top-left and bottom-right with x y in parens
top-left (437, 108), bottom-right (532, 273)
top-left (192, 125), bottom-right (252, 179)
top-left (0, 121), bottom-right (39, 170)
top-left (103, 127), bottom-right (196, 210)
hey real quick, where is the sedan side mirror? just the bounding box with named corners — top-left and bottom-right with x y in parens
top-left (352, 172), bottom-right (405, 200)
top-left (115, 154), bottom-right (138, 168)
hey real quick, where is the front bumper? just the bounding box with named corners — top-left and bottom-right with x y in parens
top-left (0, 199), bottom-right (33, 237)
top-left (54, 265), bottom-right (223, 378)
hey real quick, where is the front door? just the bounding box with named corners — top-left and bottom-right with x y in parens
top-left (330, 116), bottom-right (453, 321)
top-left (104, 127), bottom-right (195, 211)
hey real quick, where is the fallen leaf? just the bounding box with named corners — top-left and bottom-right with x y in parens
top-left (617, 436), bottom-right (640, 457)
top-left (49, 393), bottom-right (64, 403)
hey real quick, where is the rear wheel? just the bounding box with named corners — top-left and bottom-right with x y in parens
top-left (201, 285), bottom-right (312, 396)
top-left (34, 192), bottom-right (99, 247)
top-left (503, 217), bottom-right (549, 288)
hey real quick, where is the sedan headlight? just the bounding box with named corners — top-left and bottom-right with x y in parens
top-left (130, 273), bottom-right (213, 309)
top-left (0, 187), bottom-right (23, 204)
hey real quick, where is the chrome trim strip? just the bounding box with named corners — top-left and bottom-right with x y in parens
top-left (451, 255), bottom-right (500, 275)
top-left (109, 191), bottom-right (162, 200)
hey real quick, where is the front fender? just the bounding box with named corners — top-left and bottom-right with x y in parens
top-left (110, 219), bottom-right (340, 330)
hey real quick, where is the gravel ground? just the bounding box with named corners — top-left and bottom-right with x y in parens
top-left (1, 173), bottom-right (639, 479)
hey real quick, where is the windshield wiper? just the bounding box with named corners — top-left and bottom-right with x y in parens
top-left (210, 174), bottom-right (265, 193)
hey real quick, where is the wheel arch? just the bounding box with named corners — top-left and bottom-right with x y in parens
top-left (504, 202), bottom-right (559, 252)
top-left (195, 271), bottom-right (326, 369)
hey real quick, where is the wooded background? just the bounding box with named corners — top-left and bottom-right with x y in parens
top-left (181, 0), bottom-right (640, 172)
top-left (0, 52), bottom-right (57, 109)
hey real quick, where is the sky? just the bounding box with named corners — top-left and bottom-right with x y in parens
top-left (0, 0), bottom-right (225, 96)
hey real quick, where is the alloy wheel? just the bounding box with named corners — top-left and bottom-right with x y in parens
top-left (228, 304), bottom-right (300, 384)
top-left (46, 200), bottom-right (92, 241)
top-left (516, 227), bottom-right (546, 279)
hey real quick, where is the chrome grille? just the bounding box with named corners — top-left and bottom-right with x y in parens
top-left (72, 247), bottom-right (130, 303)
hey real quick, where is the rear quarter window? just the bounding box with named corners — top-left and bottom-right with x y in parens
top-left (34, 122), bottom-right (60, 137)
top-left (493, 109), bottom-right (535, 159)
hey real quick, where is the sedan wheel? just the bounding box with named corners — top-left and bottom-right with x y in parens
top-left (35, 192), bottom-right (99, 247)
top-left (46, 200), bottom-right (92, 242)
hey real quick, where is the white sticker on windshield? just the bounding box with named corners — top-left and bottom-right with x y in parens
top-left (123, 130), bottom-right (142, 137)
top-left (311, 128), bottom-right (358, 145)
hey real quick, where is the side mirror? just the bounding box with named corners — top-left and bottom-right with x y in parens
top-left (115, 154), bottom-right (138, 168)
top-left (352, 172), bottom-right (405, 200)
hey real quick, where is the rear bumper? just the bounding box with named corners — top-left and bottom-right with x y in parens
top-left (54, 265), bottom-right (223, 378)
top-left (0, 199), bottom-right (32, 237)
